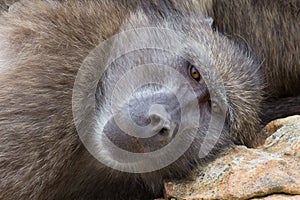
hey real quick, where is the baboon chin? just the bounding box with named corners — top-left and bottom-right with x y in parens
top-left (0, 0), bottom-right (290, 199)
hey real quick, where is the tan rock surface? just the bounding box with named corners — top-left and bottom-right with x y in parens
top-left (164, 116), bottom-right (300, 200)
top-left (252, 194), bottom-right (300, 200)
top-left (263, 115), bottom-right (300, 137)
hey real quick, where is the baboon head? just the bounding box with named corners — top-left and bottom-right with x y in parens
top-left (72, 10), bottom-right (264, 189)
top-left (0, 1), bottom-right (267, 198)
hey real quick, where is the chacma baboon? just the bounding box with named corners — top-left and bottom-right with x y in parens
top-left (0, 0), bottom-right (292, 199)
top-left (210, 0), bottom-right (300, 124)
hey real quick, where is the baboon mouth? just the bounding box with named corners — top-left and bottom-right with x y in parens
top-left (102, 117), bottom-right (180, 154)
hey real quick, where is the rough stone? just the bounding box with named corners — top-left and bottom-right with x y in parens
top-left (252, 194), bottom-right (300, 200)
top-left (164, 116), bottom-right (300, 200)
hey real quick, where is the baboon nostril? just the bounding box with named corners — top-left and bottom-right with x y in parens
top-left (149, 114), bottom-right (162, 126)
top-left (150, 116), bottom-right (173, 139)
top-left (158, 127), bottom-right (170, 136)
top-left (149, 113), bottom-right (170, 131)
top-left (146, 104), bottom-right (175, 139)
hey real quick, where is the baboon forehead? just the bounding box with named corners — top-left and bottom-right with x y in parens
top-left (122, 5), bottom-right (213, 33)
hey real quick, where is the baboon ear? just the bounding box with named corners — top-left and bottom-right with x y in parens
top-left (203, 17), bottom-right (214, 27)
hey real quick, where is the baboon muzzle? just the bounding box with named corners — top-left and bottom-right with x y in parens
top-left (103, 90), bottom-right (181, 154)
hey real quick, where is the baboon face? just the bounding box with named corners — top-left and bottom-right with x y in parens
top-left (71, 12), bottom-right (258, 180)
top-left (99, 50), bottom-right (214, 163)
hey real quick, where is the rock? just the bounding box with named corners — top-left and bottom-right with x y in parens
top-left (252, 194), bottom-right (300, 200)
top-left (164, 115), bottom-right (300, 200)
top-left (263, 115), bottom-right (300, 137)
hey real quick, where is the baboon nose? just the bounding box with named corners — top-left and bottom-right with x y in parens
top-left (148, 104), bottom-right (174, 140)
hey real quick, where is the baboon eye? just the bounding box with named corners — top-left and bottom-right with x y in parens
top-left (189, 65), bottom-right (201, 82)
